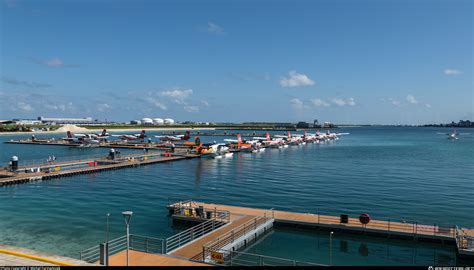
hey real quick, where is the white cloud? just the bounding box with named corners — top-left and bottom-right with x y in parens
top-left (145, 97), bottom-right (167, 110)
top-left (207, 22), bottom-right (225, 35)
top-left (390, 99), bottom-right (401, 107)
top-left (184, 106), bottom-right (199, 113)
top-left (30, 57), bottom-right (78, 68)
top-left (46, 58), bottom-right (64, 67)
top-left (310, 98), bottom-right (330, 107)
top-left (406, 95), bottom-right (418, 104)
top-left (97, 103), bottom-right (111, 112)
top-left (346, 97), bottom-right (356, 106)
top-left (290, 98), bottom-right (304, 109)
top-left (425, 103), bottom-right (432, 108)
top-left (17, 101), bottom-right (34, 112)
top-left (331, 97), bottom-right (356, 106)
top-left (201, 100), bottom-right (210, 107)
top-left (444, 69), bottom-right (461, 76)
top-left (280, 71), bottom-right (315, 88)
top-left (160, 88), bottom-right (193, 104)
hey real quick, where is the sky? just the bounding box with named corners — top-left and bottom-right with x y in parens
top-left (0, 0), bottom-right (472, 125)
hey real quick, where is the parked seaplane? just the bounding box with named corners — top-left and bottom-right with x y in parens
top-left (275, 131), bottom-right (303, 145)
top-left (112, 130), bottom-right (146, 141)
top-left (253, 132), bottom-right (285, 148)
top-left (155, 131), bottom-right (191, 142)
top-left (62, 131), bottom-right (100, 144)
top-left (224, 134), bottom-right (264, 153)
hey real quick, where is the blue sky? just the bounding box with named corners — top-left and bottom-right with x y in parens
top-left (1, 0), bottom-right (472, 124)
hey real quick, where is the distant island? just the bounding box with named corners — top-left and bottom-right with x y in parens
top-left (421, 120), bottom-right (473, 128)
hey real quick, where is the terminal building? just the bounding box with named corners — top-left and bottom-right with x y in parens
top-left (38, 117), bottom-right (93, 125)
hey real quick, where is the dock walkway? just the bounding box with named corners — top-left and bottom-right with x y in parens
top-left (168, 200), bottom-right (474, 259)
top-left (0, 153), bottom-right (198, 186)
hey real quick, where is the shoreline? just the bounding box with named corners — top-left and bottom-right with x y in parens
top-left (0, 127), bottom-right (217, 136)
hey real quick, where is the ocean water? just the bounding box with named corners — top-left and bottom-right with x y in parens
top-left (0, 127), bottom-right (473, 265)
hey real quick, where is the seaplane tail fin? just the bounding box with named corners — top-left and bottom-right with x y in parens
top-left (266, 132), bottom-right (270, 140)
top-left (183, 131), bottom-right (191, 140)
top-left (139, 130), bottom-right (146, 139)
top-left (288, 131), bottom-right (292, 138)
top-left (102, 129), bottom-right (107, 136)
top-left (67, 131), bottom-right (73, 138)
top-left (237, 134), bottom-right (242, 144)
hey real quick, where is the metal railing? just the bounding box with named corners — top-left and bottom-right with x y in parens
top-left (165, 211), bottom-right (230, 253)
top-left (205, 249), bottom-right (326, 266)
top-left (456, 226), bottom-right (474, 251)
top-left (200, 216), bottom-right (270, 261)
top-left (275, 210), bottom-right (457, 239)
top-left (80, 234), bottom-right (164, 263)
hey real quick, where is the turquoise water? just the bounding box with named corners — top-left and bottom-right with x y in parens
top-left (243, 227), bottom-right (460, 266)
top-left (0, 127), bottom-right (473, 265)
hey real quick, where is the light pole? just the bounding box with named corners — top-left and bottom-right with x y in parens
top-left (105, 213), bottom-right (110, 266)
top-left (106, 213), bottom-right (110, 243)
top-left (329, 231), bottom-right (334, 266)
top-left (122, 211), bottom-right (133, 266)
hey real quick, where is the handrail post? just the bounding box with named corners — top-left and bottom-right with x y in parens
top-left (388, 219), bottom-right (390, 231)
top-left (415, 222), bottom-right (418, 235)
top-left (202, 246), bottom-right (205, 262)
top-left (318, 213), bottom-right (320, 224)
top-left (433, 223), bottom-right (436, 235)
top-left (232, 230), bottom-right (235, 243)
top-left (255, 218), bottom-right (257, 230)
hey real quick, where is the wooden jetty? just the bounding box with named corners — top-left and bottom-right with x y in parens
top-left (166, 200), bottom-right (474, 261)
top-left (83, 200), bottom-right (473, 266)
top-left (0, 152), bottom-right (199, 186)
top-left (4, 139), bottom-right (193, 151)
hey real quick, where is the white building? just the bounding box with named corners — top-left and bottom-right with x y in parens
top-left (141, 118), bottom-right (154, 125)
top-left (38, 117), bottom-right (93, 124)
top-left (153, 118), bottom-right (164, 125)
top-left (164, 118), bottom-right (175, 125)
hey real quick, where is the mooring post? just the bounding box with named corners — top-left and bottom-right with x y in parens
top-left (202, 246), bottom-right (205, 262)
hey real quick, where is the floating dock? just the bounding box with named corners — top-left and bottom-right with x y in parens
top-left (4, 139), bottom-right (192, 151)
top-left (0, 152), bottom-right (199, 186)
top-left (81, 200), bottom-right (473, 266)
top-left (166, 200), bottom-right (474, 261)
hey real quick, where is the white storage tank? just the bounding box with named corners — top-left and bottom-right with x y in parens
top-left (141, 118), bottom-right (154, 125)
top-left (164, 118), bottom-right (175, 125)
top-left (153, 118), bottom-right (164, 125)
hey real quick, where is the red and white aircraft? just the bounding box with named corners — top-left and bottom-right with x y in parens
top-left (113, 130), bottom-right (147, 141)
top-left (155, 131), bottom-right (191, 142)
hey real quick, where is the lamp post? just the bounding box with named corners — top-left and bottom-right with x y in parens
top-left (104, 213), bottom-right (110, 266)
top-left (106, 213), bottom-right (110, 243)
top-left (329, 231), bottom-right (334, 266)
top-left (122, 211), bottom-right (133, 266)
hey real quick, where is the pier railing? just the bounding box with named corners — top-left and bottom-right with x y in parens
top-left (79, 234), bottom-right (165, 264)
top-left (165, 210), bottom-right (230, 253)
top-left (456, 226), bottom-right (474, 252)
top-left (306, 212), bottom-right (457, 238)
top-left (200, 216), bottom-right (270, 261)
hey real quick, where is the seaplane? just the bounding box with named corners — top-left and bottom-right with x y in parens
top-left (93, 129), bottom-right (110, 141)
top-left (62, 131), bottom-right (100, 144)
top-left (253, 132), bottom-right (285, 148)
top-left (441, 130), bottom-right (459, 140)
top-left (203, 143), bottom-right (233, 159)
top-left (275, 132), bottom-right (303, 145)
top-left (113, 130), bottom-right (146, 141)
top-left (223, 134), bottom-right (264, 153)
top-left (155, 131), bottom-right (191, 142)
